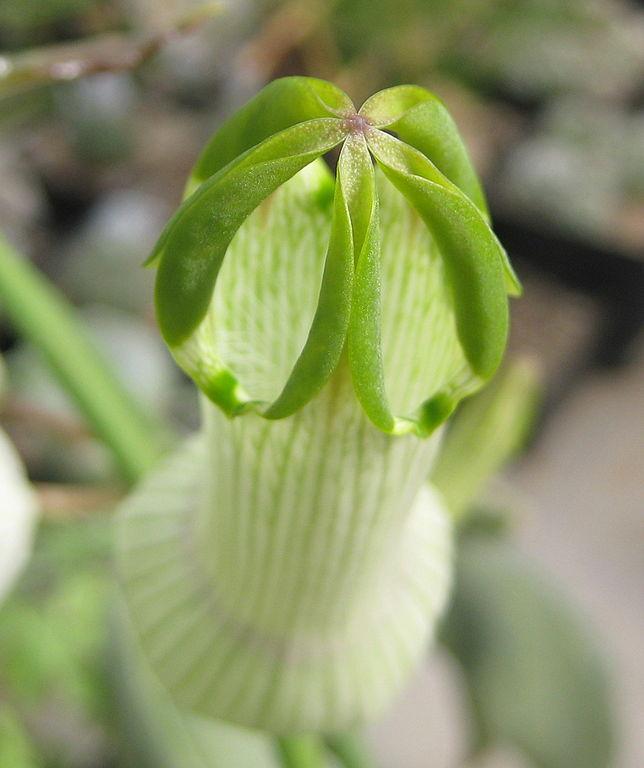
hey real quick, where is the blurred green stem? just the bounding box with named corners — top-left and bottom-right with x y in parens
top-left (431, 358), bottom-right (540, 522)
top-left (0, 233), bottom-right (166, 482)
top-left (325, 733), bottom-right (377, 767)
top-left (277, 735), bottom-right (327, 768)
top-left (278, 733), bottom-right (377, 768)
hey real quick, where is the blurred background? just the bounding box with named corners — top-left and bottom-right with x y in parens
top-left (0, 1), bottom-right (642, 767)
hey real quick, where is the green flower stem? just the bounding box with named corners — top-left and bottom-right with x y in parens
top-left (325, 733), bottom-right (377, 768)
top-left (0, 233), bottom-right (166, 483)
top-left (277, 735), bottom-right (327, 768)
top-left (280, 733), bottom-right (377, 768)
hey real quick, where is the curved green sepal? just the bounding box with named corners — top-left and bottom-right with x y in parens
top-left (360, 85), bottom-right (490, 221)
top-left (154, 118), bottom-right (347, 348)
top-left (144, 79), bottom-right (352, 271)
top-left (346, 138), bottom-right (478, 438)
top-left (360, 86), bottom-right (521, 297)
top-left (263, 156), bottom-right (354, 419)
top-left (499, 246), bottom-right (522, 297)
top-left (345, 135), bottom-right (394, 433)
top-left (367, 129), bottom-right (509, 382)
top-left (190, 76), bottom-right (354, 192)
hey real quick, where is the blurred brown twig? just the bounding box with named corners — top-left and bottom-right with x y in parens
top-left (235, 0), bottom-right (340, 79)
top-left (0, 2), bottom-right (221, 98)
top-left (36, 482), bottom-right (124, 520)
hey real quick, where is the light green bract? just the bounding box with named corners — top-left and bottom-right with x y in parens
top-left (148, 77), bottom-right (519, 434)
top-left (117, 77), bottom-right (517, 735)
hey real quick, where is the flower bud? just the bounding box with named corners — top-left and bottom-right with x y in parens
top-left (117, 77), bottom-right (518, 733)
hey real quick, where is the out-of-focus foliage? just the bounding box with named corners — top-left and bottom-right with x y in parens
top-left (430, 357), bottom-right (614, 768)
top-left (0, 1), bottom-right (100, 47)
top-left (0, 519), bottom-right (112, 767)
top-left (0, 516), bottom-right (281, 768)
top-left (329, 0), bottom-right (644, 96)
top-left (432, 358), bottom-right (539, 521)
top-left (443, 535), bottom-right (614, 768)
top-left (0, 703), bottom-right (42, 768)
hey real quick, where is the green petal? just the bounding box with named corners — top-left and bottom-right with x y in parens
top-left (263, 149), bottom-right (354, 419)
top-left (171, 157), bottom-right (354, 420)
top-left (349, 158), bottom-right (483, 436)
top-left (360, 85), bottom-right (490, 220)
top-left (144, 78), bottom-right (352, 271)
top-left (361, 86), bottom-right (521, 296)
top-left (154, 118), bottom-right (346, 350)
top-left (367, 129), bottom-right (509, 382)
top-left (189, 76), bottom-right (354, 192)
top-left (345, 135), bottom-right (394, 432)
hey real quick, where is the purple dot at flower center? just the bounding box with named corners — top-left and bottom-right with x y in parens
top-left (344, 113), bottom-right (371, 135)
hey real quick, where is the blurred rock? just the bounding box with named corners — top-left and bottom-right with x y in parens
top-left (508, 271), bottom-right (601, 388)
top-left (496, 135), bottom-right (618, 239)
top-left (0, 142), bottom-right (45, 250)
top-left (59, 189), bottom-right (168, 313)
top-left (467, 0), bottom-right (644, 100)
top-left (54, 73), bottom-right (136, 165)
top-left (495, 97), bottom-right (644, 255)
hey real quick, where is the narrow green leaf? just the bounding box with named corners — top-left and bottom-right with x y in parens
top-left (0, 704), bottom-right (42, 768)
top-left (443, 538), bottom-right (615, 768)
top-left (0, 233), bottom-right (165, 483)
top-left (367, 129), bottom-right (509, 381)
top-left (154, 118), bottom-right (347, 349)
top-left (432, 358), bottom-right (540, 521)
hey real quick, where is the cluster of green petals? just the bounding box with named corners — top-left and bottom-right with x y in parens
top-left (149, 77), bottom-right (520, 436)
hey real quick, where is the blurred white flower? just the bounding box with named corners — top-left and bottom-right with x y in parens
top-left (0, 427), bottom-right (38, 602)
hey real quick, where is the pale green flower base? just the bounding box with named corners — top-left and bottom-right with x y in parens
top-left (113, 600), bottom-right (277, 768)
top-left (117, 375), bottom-right (452, 733)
